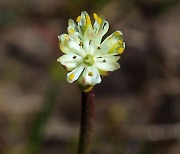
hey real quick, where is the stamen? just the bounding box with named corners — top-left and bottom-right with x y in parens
top-left (65, 35), bottom-right (69, 40)
top-left (85, 15), bottom-right (91, 25)
top-left (84, 86), bottom-right (93, 92)
top-left (115, 32), bottom-right (120, 37)
top-left (76, 16), bottom-right (81, 22)
top-left (118, 47), bottom-right (124, 54)
top-left (108, 44), bottom-right (118, 53)
top-left (93, 13), bottom-right (98, 20)
top-left (98, 69), bottom-right (110, 76)
top-left (97, 17), bottom-right (102, 25)
top-left (88, 72), bottom-right (93, 76)
top-left (69, 28), bottom-right (75, 34)
top-left (93, 13), bottom-right (102, 25)
top-left (69, 73), bottom-right (75, 80)
top-left (119, 40), bottom-right (123, 44)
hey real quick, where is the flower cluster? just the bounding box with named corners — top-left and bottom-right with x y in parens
top-left (57, 11), bottom-right (125, 92)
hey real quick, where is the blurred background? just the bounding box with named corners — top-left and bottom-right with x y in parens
top-left (0, 0), bottom-right (180, 154)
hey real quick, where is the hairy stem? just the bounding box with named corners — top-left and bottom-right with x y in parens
top-left (77, 88), bottom-right (95, 154)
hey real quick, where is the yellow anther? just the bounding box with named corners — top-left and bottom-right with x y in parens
top-left (119, 40), bottom-right (123, 44)
top-left (117, 47), bottom-right (124, 54)
top-left (76, 16), bottom-right (81, 22)
top-left (88, 72), bottom-right (93, 76)
top-left (115, 32), bottom-right (120, 37)
top-left (93, 13), bottom-right (98, 20)
top-left (69, 73), bottom-right (75, 80)
top-left (59, 42), bottom-right (61, 50)
top-left (84, 86), bottom-right (93, 92)
top-left (85, 15), bottom-right (91, 25)
top-left (98, 69), bottom-right (110, 76)
top-left (93, 13), bottom-right (102, 25)
top-left (65, 35), bottom-right (69, 39)
top-left (97, 17), bottom-right (102, 25)
top-left (69, 28), bottom-right (75, 34)
top-left (108, 44), bottom-right (118, 53)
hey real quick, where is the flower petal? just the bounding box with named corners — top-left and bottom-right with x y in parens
top-left (94, 31), bottom-right (125, 56)
top-left (90, 21), bottom-right (109, 54)
top-left (82, 26), bottom-right (95, 54)
top-left (58, 34), bottom-right (86, 57)
top-left (91, 13), bottom-right (109, 52)
top-left (95, 54), bottom-right (120, 62)
top-left (67, 19), bottom-right (80, 38)
top-left (82, 66), bottom-right (101, 86)
top-left (93, 13), bottom-right (104, 33)
top-left (57, 54), bottom-right (82, 71)
top-left (95, 55), bottom-right (120, 72)
top-left (67, 65), bottom-right (84, 83)
top-left (76, 11), bottom-right (93, 36)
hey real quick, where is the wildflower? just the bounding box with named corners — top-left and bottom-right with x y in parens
top-left (57, 11), bottom-right (125, 92)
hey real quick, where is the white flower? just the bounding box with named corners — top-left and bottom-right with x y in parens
top-left (57, 11), bottom-right (125, 92)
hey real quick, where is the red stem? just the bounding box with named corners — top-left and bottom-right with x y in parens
top-left (77, 88), bottom-right (95, 154)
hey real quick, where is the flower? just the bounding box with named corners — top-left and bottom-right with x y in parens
top-left (57, 11), bottom-right (125, 92)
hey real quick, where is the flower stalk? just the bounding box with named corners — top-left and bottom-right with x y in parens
top-left (78, 88), bottom-right (95, 154)
top-left (57, 11), bottom-right (125, 154)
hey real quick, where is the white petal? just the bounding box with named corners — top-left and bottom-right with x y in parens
top-left (95, 54), bottom-right (120, 63)
top-left (83, 26), bottom-right (95, 54)
top-left (78, 11), bottom-right (86, 28)
top-left (82, 66), bottom-right (101, 86)
top-left (68, 19), bottom-right (78, 32)
top-left (67, 65), bottom-right (85, 83)
top-left (93, 13), bottom-right (104, 32)
top-left (58, 34), bottom-right (86, 57)
top-left (90, 21), bottom-right (109, 54)
top-left (67, 19), bottom-right (81, 38)
top-left (77, 11), bottom-right (90, 35)
top-left (57, 54), bottom-right (82, 70)
top-left (94, 31), bottom-right (124, 56)
top-left (95, 55), bottom-right (120, 71)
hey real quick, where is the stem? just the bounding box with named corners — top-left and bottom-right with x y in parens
top-left (77, 88), bottom-right (95, 154)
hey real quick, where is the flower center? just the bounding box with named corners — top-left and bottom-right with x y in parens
top-left (83, 54), bottom-right (94, 66)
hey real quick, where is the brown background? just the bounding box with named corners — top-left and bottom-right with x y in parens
top-left (0, 0), bottom-right (180, 154)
